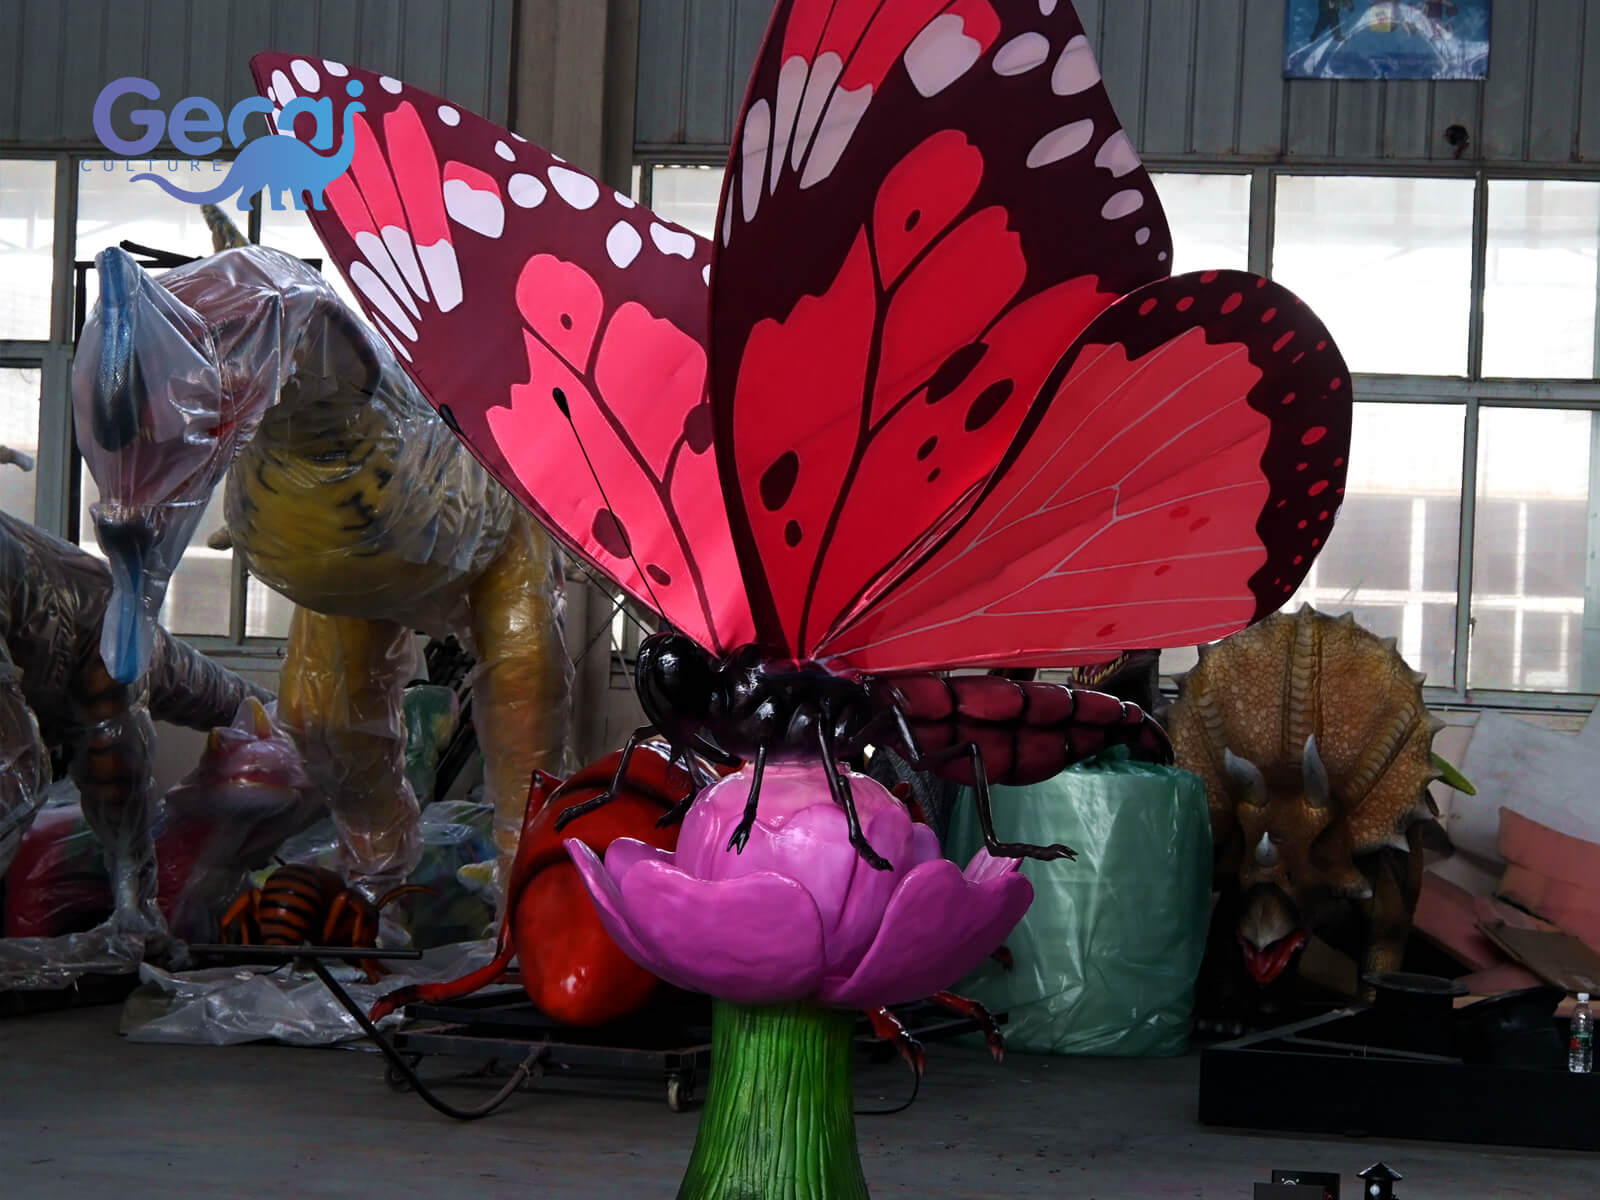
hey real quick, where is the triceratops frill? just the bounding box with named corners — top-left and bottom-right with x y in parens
top-left (1169, 605), bottom-right (1448, 1014)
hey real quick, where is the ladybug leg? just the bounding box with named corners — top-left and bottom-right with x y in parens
top-left (220, 888), bottom-right (257, 944)
top-left (864, 1006), bottom-right (925, 1076)
top-left (929, 990), bottom-right (1006, 1063)
top-left (723, 743), bottom-right (768, 854)
top-left (555, 725), bottom-right (652, 830)
top-left (817, 724), bottom-right (891, 871)
top-left (322, 892), bottom-right (352, 945)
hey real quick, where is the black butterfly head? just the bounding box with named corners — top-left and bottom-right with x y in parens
top-left (635, 631), bottom-right (719, 732)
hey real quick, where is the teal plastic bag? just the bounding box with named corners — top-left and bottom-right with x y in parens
top-left (945, 748), bottom-right (1211, 1057)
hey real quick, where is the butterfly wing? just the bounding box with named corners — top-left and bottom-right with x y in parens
top-left (249, 55), bottom-right (753, 652)
top-left (816, 271), bottom-right (1353, 672)
top-left (708, 0), bottom-right (1173, 658)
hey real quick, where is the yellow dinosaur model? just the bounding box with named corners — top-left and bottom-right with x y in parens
top-left (73, 213), bottom-right (571, 904)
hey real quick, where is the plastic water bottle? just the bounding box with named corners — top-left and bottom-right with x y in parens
top-left (1570, 992), bottom-right (1593, 1073)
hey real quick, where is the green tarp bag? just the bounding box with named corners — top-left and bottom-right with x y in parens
top-left (945, 748), bottom-right (1211, 1057)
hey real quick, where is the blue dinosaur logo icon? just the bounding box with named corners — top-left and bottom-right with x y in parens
top-left (93, 76), bottom-right (365, 211)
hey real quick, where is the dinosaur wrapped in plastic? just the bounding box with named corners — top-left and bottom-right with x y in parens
top-left (0, 509), bottom-right (269, 983)
top-left (73, 235), bottom-right (573, 905)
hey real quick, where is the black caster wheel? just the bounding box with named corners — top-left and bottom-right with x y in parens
top-left (667, 1075), bottom-right (696, 1112)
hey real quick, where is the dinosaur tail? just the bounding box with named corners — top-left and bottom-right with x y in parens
top-left (128, 172), bottom-right (238, 205)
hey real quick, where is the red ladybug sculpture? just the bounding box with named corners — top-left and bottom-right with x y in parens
top-left (371, 743), bottom-right (707, 1025)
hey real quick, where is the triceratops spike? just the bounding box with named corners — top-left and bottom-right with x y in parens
top-left (1170, 671), bottom-right (1189, 691)
top-left (1412, 670), bottom-right (1430, 687)
top-left (1427, 715), bottom-right (1447, 734)
top-left (1224, 747), bottom-right (1268, 807)
top-left (1254, 832), bottom-right (1279, 867)
top-left (1303, 734), bottom-right (1332, 810)
top-left (1378, 635), bottom-right (1398, 653)
top-left (1338, 610), bottom-right (1357, 625)
top-left (1383, 832), bottom-right (1412, 853)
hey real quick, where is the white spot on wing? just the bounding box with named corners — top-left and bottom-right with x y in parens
top-left (799, 84), bottom-right (870, 188)
top-left (614, 192), bottom-right (636, 208)
top-left (380, 75), bottom-right (402, 94)
top-left (1026, 119), bottom-right (1095, 168)
top-left (322, 59), bottom-right (349, 77)
top-left (1052, 35), bottom-right (1100, 95)
top-left (1135, 225), bottom-right (1151, 245)
top-left (417, 241), bottom-right (463, 312)
top-left (350, 261), bottom-right (418, 340)
top-left (1039, 0), bottom-right (1057, 12)
top-left (443, 178), bottom-right (505, 238)
top-left (494, 140), bottom-right (515, 161)
top-left (1102, 188), bottom-right (1145, 219)
top-left (508, 173), bottom-right (547, 208)
top-left (438, 105), bottom-right (460, 127)
top-left (376, 227), bottom-right (427, 309)
top-left (548, 166), bottom-right (599, 209)
top-left (904, 13), bottom-right (984, 97)
top-left (769, 56), bottom-right (808, 193)
top-left (993, 32), bottom-right (1050, 76)
top-left (741, 98), bottom-right (771, 223)
top-left (372, 314), bottom-right (413, 361)
top-left (291, 59), bottom-right (320, 92)
top-left (791, 52), bottom-right (842, 170)
top-left (271, 69), bottom-right (296, 105)
top-left (606, 221), bottom-right (642, 268)
top-left (721, 194), bottom-right (734, 246)
top-left (702, 264), bottom-right (711, 286)
top-left (1093, 130), bottom-right (1141, 178)
top-left (354, 230), bottom-right (420, 318)
top-left (650, 223), bottom-right (697, 259)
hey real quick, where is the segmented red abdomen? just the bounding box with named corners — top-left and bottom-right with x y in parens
top-left (885, 674), bottom-right (1171, 787)
top-left (256, 865), bottom-right (346, 945)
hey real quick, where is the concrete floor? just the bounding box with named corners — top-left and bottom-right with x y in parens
top-left (2, 1004), bottom-right (1597, 1198)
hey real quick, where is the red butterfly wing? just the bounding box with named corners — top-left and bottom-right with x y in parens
top-left (249, 55), bottom-right (753, 653)
top-left (815, 271), bottom-right (1353, 671)
top-left (709, 0), bottom-right (1173, 657)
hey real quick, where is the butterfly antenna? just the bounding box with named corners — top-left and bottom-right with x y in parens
top-left (551, 387), bottom-right (667, 618)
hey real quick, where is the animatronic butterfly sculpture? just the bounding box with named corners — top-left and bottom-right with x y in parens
top-left (251, 0), bottom-right (1351, 870)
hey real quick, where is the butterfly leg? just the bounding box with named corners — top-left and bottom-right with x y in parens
top-left (816, 725), bottom-right (892, 872)
top-left (724, 743), bottom-right (768, 854)
top-left (654, 731), bottom-right (740, 828)
top-left (555, 725), bottom-right (653, 830)
top-left (902, 737), bottom-right (1076, 863)
top-left (929, 990), bottom-right (1006, 1063)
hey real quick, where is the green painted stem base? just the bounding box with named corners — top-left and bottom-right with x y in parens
top-left (676, 1000), bottom-right (869, 1200)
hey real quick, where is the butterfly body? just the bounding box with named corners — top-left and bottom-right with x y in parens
top-left (565, 631), bottom-right (1171, 868)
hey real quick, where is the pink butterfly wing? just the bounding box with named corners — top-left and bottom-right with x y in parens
top-left (816, 271), bottom-right (1353, 671)
top-left (249, 55), bottom-right (753, 652)
top-left (708, 0), bottom-right (1173, 658)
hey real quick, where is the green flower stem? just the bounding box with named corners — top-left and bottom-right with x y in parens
top-left (677, 1000), bottom-right (869, 1200)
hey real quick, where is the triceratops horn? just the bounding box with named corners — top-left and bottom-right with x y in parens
top-left (1303, 734), bottom-right (1332, 810)
top-left (1224, 748), bottom-right (1268, 807)
top-left (1254, 832), bottom-right (1279, 867)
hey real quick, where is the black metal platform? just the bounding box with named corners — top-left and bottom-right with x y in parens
top-left (1199, 1005), bottom-right (1600, 1152)
top-left (391, 986), bottom-right (1002, 1113)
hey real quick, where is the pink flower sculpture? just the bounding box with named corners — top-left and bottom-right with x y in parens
top-left (564, 763), bottom-right (1032, 1009)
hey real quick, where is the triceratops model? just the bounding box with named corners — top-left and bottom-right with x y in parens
top-left (1169, 606), bottom-right (1450, 1022)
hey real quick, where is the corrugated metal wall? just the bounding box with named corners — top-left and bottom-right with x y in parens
top-left (0, 0), bottom-right (514, 147)
top-left (634, 0), bottom-right (1600, 166)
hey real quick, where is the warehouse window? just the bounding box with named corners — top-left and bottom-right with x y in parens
top-left (0, 159), bottom-right (55, 341)
top-left (1148, 171), bottom-right (1250, 274)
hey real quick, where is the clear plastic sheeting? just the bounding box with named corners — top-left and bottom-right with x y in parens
top-left (0, 660), bottom-right (49, 882)
top-left (0, 926), bottom-right (146, 991)
top-left (121, 939), bottom-right (495, 1046)
top-left (945, 749), bottom-right (1212, 1057)
top-left (0, 509), bottom-right (269, 958)
top-left (72, 244), bottom-right (572, 905)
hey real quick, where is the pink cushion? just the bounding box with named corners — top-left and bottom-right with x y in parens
top-left (1498, 808), bottom-right (1600, 888)
top-left (1415, 872), bottom-right (1509, 971)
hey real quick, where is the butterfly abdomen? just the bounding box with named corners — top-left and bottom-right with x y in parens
top-left (886, 674), bottom-right (1172, 787)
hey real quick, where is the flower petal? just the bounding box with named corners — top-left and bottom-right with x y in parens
top-left (617, 858), bottom-right (828, 1005)
top-left (909, 822), bottom-right (943, 867)
top-left (603, 836), bottom-right (676, 882)
top-left (818, 860), bottom-right (1033, 1008)
top-left (963, 845), bottom-right (1025, 884)
top-left (563, 838), bottom-right (663, 976)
